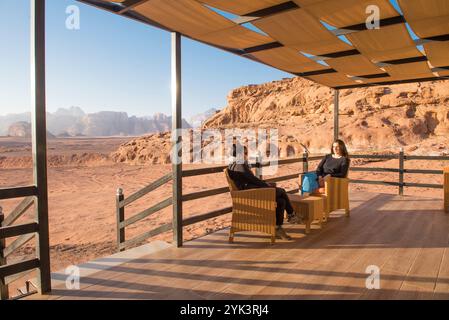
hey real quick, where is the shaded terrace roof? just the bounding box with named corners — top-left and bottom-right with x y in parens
top-left (78, 0), bottom-right (449, 89)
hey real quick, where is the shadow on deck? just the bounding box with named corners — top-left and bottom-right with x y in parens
top-left (30, 192), bottom-right (449, 300)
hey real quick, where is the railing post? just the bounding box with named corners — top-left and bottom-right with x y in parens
top-left (172, 32), bottom-right (183, 248)
top-left (399, 148), bottom-right (404, 196)
top-left (303, 152), bottom-right (309, 173)
top-left (255, 153), bottom-right (262, 180)
top-left (334, 89), bottom-right (340, 141)
top-left (0, 206), bottom-right (9, 300)
top-left (116, 188), bottom-right (125, 252)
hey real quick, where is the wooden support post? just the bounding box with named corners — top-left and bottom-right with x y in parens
top-left (334, 89), bottom-right (339, 142)
top-left (116, 188), bottom-right (125, 252)
top-left (0, 207), bottom-right (9, 300)
top-left (303, 152), bottom-right (309, 174)
top-left (31, 0), bottom-right (51, 295)
top-left (171, 32), bottom-right (183, 248)
top-left (255, 153), bottom-right (262, 180)
top-left (444, 167), bottom-right (449, 213)
top-left (399, 148), bottom-right (404, 196)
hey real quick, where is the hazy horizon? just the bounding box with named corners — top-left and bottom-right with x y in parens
top-left (0, 0), bottom-right (292, 120)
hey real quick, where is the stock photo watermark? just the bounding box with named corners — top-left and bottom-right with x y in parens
top-left (170, 128), bottom-right (280, 174)
top-left (365, 265), bottom-right (381, 290)
top-left (366, 5), bottom-right (381, 30)
top-left (66, 5), bottom-right (80, 30)
top-left (65, 265), bottom-right (80, 290)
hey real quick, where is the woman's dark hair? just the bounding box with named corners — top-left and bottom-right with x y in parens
top-left (331, 139), bottom-right (349, 158)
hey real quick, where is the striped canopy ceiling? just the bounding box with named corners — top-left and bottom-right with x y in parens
top-left (81, 0), bottom-right (449, 89)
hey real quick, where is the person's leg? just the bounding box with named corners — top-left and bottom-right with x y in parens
top-left (276, 187), bottom-right (294, 216)
top-left (275, 197), bottom-right (292, 240)
top-left (276, 187), bottom-right (303, 223)
top-left (275, 198), bottom-right (286, 226)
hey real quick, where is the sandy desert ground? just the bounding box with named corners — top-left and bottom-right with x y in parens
top-left (1, 136), bottom-right (448, 295)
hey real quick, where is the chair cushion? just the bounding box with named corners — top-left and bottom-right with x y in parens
top-left (312, 187), bottom-right (325, 195)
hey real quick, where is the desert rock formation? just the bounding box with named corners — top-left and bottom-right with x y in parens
top-left (111, 77), bottom-right (449, 165)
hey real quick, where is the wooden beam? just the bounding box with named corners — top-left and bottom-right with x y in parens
top-left (296, 68), bottom-right (337, 77)
top-left (119, 223), bottom-right (172, 251)
top-left (245, 1), bottom-right (299, 17)
top-left (183, 207), bottom-right (233, 227)
top-left (335, 76), bottom-right (449, 90)
top-left (31, 0), bottom-right (51, 295)
top-left (350, 179), bottom-right (400, 187)
top-left (3, 234), bottom-right (36, 258)
top-left (244, 41), bottom-right (284, 54)
top-left (0, 223), bottom-right (39, 240)
top-left (0, 209), bottom-right (8, 300)
top-left (120, 173), bottom-right (172, 207)
top-left (334, 89), bottom-right (339, 141)
top-left (351, 167), bottom-right (400, 173)
top-left (399, 148), bottom-right (405, 196)
top-left (405, 155), bottom-right (449, 161)
top-left (182, 187), bottom-right (229, 202)
top-left (0, 186), bottom-right (37, 200)
top-left (332, 15), bottom-right (406, 34)
top-left (404, 169), bottom-right (444, 175)
top-left (172, 32), bottom-right (183, 248)
top-left (3, 197), bottom-right (34, 227)
top-left (0, 259), bottom-right (40, 280)
top-left (117, 0), bottom-right (149, 14)
top-left (121, 197), bottom-right (172, 228)
top-left (116, 188), bottom-right (125, 252)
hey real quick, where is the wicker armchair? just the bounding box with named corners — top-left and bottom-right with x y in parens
top-left (300, 174), bottom-right (350, 219)
top-left (224, 169), bottom-right (277, 244)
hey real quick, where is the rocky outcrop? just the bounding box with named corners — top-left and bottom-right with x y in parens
top-left (203, 78), bottom-right (449, 154)
top-left (111, 132), bottom-right (172, 165)
top-left (7, 121), bottom-right (56, 139)
top-left (8, 121), bottom-right (31, 138)
top-left (189, 108), bottom-right (220, 128)
top-left (112, 77), bottom-right (449, 165)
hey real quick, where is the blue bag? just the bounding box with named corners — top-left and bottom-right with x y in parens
top-left (301, 172), bottom-right (319, 195)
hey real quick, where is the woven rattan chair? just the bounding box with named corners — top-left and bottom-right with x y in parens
top-left (224, 169), bottom-right (277, 244)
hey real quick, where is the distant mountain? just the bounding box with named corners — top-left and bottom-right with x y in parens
top-left (0, 112), bottom-right (30, 136)
top-left (1, 107), bottom-right (191, 137)
top-left (189, 108), bottom-right (220, 128)
top-left (7, 121), bottom-right (55, 139)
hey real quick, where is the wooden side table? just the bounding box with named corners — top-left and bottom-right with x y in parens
top-left (288, 194), bottom-right (324, 234)
top-left (444, 167), bottom-right (449, 213)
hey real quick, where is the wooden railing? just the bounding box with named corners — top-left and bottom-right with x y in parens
top-left (115, 151), bottom-right (449, 251)
top-left (115, 155), bottom-right (322, 251)
top-left (0, 194), bottom-right (39, 300)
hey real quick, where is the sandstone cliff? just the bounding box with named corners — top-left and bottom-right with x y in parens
top-left (112, 77), bottom-right (449, 165)
top-left (203, 77), bottom-right (449, 155)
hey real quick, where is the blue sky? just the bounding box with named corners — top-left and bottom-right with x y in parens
top-left (0, 0), bottom-right (408, 118)
top-left (0, 0), bottom-right (291, 118)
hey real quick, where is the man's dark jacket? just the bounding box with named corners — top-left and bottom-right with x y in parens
top-left (228, 161), bottom-right (269, 190)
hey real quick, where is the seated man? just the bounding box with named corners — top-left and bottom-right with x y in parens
top-left (228, 144), bottom-right (302, 240)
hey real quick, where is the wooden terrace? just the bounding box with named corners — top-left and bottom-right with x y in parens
top-left (28, 192), bottom-right (449, 300)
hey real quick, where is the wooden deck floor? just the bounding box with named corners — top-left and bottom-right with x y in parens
top-left (31, 192), bottom-right (449, 300)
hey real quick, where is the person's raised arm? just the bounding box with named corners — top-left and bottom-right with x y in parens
top-left (316, 155), bottom-right (327, 177)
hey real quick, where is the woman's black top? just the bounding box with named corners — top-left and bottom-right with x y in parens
top-left (316, 154), bottom-right (350, 178)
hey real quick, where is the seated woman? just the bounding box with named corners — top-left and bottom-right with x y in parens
top-left (316, 139), bottom-right (350, 188)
